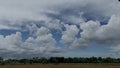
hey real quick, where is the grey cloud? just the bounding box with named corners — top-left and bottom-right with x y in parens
top-left (61, 14), bottom-right (120, 51)
top-left (0, 26), bottom-right (61, 58)
top-left (61, 24), bottom-right (79, 46)
top-left (0, 0), bottom-right (120, 58)
top-left (0, 0), bottom-right (119, 30)
top-left (74, 15), bottom-right (120, 50)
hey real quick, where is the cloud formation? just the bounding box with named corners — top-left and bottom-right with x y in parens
top-left (0, 0), bottom-right (119, 30)
top-left (61, 24), bottom-right (79, 46)
top-left (0, 26), bottom-right (61, 58)
top-left (79, 15), bottom-right (120, 47)
top-left (0, 0), bottom-right (120, 58)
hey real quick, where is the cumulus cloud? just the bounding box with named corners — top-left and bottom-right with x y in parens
top-left (83, 15), bottom-right (120, 43)
top-left (60, 14), bottom-right (120, 51)
top-left (0, 0), bottom-right (120, 58)
top-left (0, 32), bottom-right (22, 51)
top-left (75, 15), bottom-right (120, 50)
top-left (0, 26), bottom-right (61, 58)
top-left (60, 14), bottom-right (120, 50)
top-left (0, 0), bottom-right (119, 30)
top-left (61, 24), bottom-right (79, 46)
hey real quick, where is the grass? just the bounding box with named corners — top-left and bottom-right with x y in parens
top-left (0, 63), bottom-right (120, 68)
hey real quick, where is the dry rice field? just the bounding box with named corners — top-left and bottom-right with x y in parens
top-left (0, 63), bottom-right (120, 68)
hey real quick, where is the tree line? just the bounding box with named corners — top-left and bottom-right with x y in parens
top-left (0, 57), bottom-right (120, 64)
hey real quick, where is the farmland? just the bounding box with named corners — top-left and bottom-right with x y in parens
top-left (0, 63), bottom-right (120, 68)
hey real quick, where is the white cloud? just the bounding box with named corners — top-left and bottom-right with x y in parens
top-left (61, 24), bottom-right (79, 46)
top-left (44, 19), bottom-right (62, 30)
top-left (96, 15), bottom-right (120, 41)
top-left (0, 0), bottom-right (120, 58)
top-left (0, 26), bottom-right (61, 58)
top-left (55, 13), bottom-right (120, 51)
top-left (0, 0), bottom-right (119, 30)
top-left (80, 20), bottom-right (100, 40)
top-left (0, 32), bottom-right (22, 52)
top-left (26, 23), bottom-right (38, 36)
top-left (73, 15), bottom-right (120, 51)
top-left (23, 27), bottom-right (59, 55)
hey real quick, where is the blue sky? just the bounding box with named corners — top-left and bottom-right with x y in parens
top-left (0, 0), bottom-right (120, 58)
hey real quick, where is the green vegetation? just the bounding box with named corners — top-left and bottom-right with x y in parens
top-left (0, 57), bottom-right (120, 64)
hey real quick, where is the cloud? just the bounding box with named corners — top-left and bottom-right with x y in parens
top-left (0, 0), bottom-right (119, 30)
top-left (0, 26), bottom-right (62, 58)
top-left (0, 0), bottom-right (120, 58)
top-left (73, 15), bottom-right (120, 50)
top-left (82, 15), bottom-right (120, 44)
top-left (60, 14), bottom-right (120, 52)
top-left (0, 32), bottom-right (22, 51)
top-left (61, 24), bottom-right (79, 46)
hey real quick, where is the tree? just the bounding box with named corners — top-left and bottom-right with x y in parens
top-left (40, 58), bottom-right (48, 64)
top-left (90, 56), bottom-right (98, 63)
top-left (19, 59), bottom-right (29, 64)
top-left (0, 57), bottom-right (3, 63)
top-left (98, 57), bottom-right (102, 63)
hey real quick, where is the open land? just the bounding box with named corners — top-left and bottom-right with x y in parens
top-left (0, 63), bottom-right (120, 68)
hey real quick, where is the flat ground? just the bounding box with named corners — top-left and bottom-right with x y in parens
top-left (0, 63), bottom-right (120, 68)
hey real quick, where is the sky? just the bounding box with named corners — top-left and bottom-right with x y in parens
top-left (0, 0), bottom-right (120, 58)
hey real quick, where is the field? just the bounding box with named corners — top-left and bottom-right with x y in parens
top-left (0, 63), bottom-right (120, 68)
